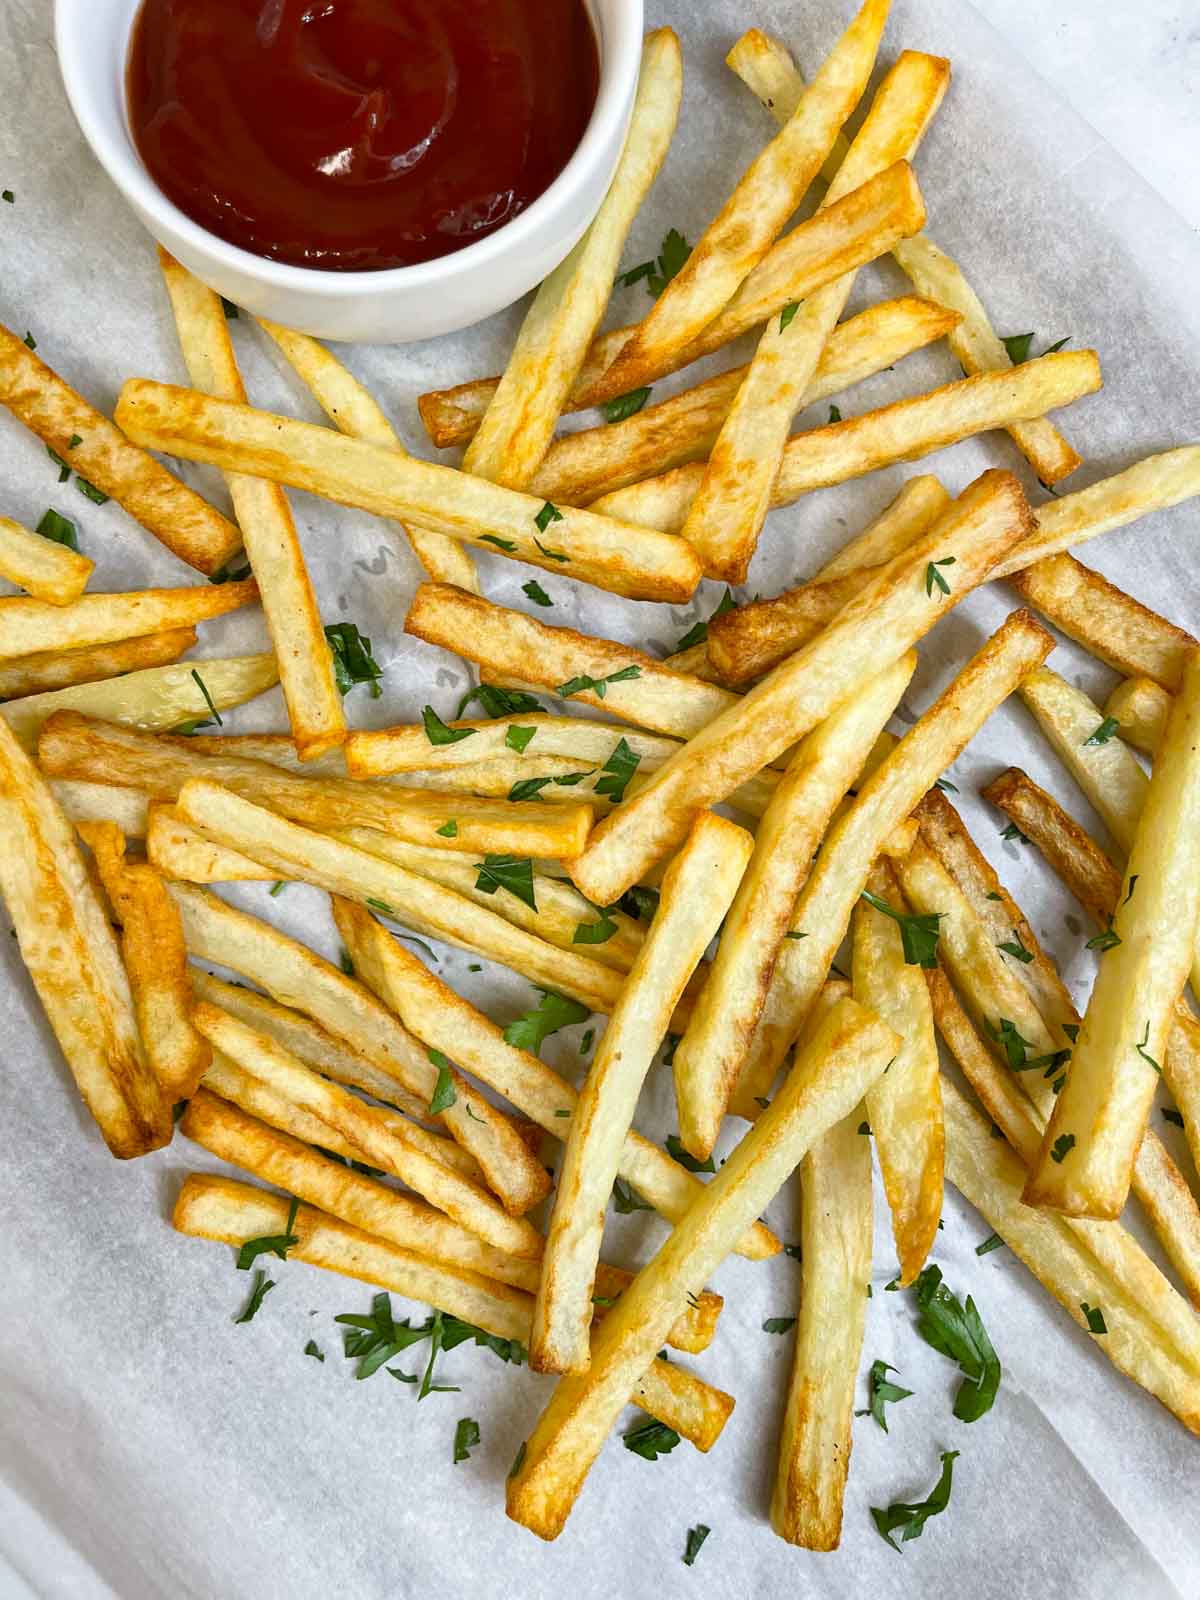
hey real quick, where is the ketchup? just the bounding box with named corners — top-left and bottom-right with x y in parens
top-left (127, 0), bottom-right (600, 272)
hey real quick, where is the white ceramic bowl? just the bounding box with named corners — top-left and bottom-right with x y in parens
top-left (54, 0), bottom-right (643, 344)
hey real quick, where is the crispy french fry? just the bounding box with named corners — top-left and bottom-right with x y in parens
top-left (464, 31), bottom-right (681, 488)
top-left (37, 712), bottom-right (592, 858)
top-left (570, 472), bottom-right (1036, 905)
top-left (528, 292), bottom-right (954, 509)
top-left (0, 628), bottom-right (197, 701)
top-left (812, 473), bottom-right (951, 581)
top-left (158, 251), bottom-right (344, 760)
top-left (851, 859), bottom-right (942, 1284)
top-left (579, 0), bottom-right (892, 409)
top-left (114, 380), bottom-right (701, 605)
top-left (0, 579), bottom-right (258, 663)
top-left (0, 715), bottom-right (168, 1155)
top-left (193, 1002), bottom-right (545, 1253)
top-left (148, 803), bottom-right (275, 882)
top-left (672, 654), bottom-right (914, 1160)
top-left (683, 50), bottom-right (946, 583)
top-left (174, 1173), bottom-right (731, 1446)
top-left (1011, 554), bottom-right (1194, 689)
top-left (77, 820), bottom-right (210, 1101)
top-left (1105, 677), bottom-right (1171, 756)
top-left (52, 779), bottom-right (149, 836)
top-left (772, 1105), bottom-right (872, 1548)
top-left (507, 997), bottom-right (899, 1539)
top-left (726, 27), bottom-right (847, 171)
top-left (731, 608), bottom-right (1053, 1116)
top-left (328, 905), bottom-right (779, 1264)
top-left (0, 321), bottom-right (240, 574)
top-left (0, 513), bottom-right (94, 604)
top-left (533, 814), bottom-right (753, 1373)
top-left (257, 321), bottom-right (478, 591)
top-left (1024, 656), bottom-right (1200, 1217)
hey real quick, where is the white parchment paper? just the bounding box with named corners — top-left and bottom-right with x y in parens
top-left (2, 2), bottom-right (1199, 1595)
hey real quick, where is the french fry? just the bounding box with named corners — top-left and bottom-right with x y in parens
top-left (0, 627), bottom-right (197, 701)
top-left (174, 1174), bottom-right (733, 1448)
top-left (1104, 677), bottom-right (1171, 756)
top-left (37, 712), bottom-right (592, 859)
top-left (193, 1002), bottom-right (545, 1254)
top-left (672, 653), bottom-right (914, 1160)
top-left (0, 320), bottom-right (240, 574)
top-left (851, 859), bottom-right (942, 1284)
top-left (0, 579), bottom-right (258, 663)
top-left (527, 293), bottom-right (955, 509)
top-left (114, 380), bottom-right (701, 605)
top-left (731, 608), bottom-right (1053, 1116)
top-left (158, 251), bottom-right (344, 760)
top-left (726, 27), bottom-right (848, 172)
top-left (0, 513), bottom-right (94, 604)
top-left (170, 884), bottom-right (542, 1192)
top-left (1010, 554), bottom-right (1194, 689)
top-left (570, 472), bottom-right (1036, 905)
top-left (682, 50), bottom-right (946, 583)
top-left (980, 768), bottom-right (1200, 1185)
top-left (532, 814), bottom-right (752, 1373)
top-left (257, 321), bottom-right (478, 592)
top-left (1022, 656), bottom-right (1200, 1217)
top-left (578, 0), bottom-right (892, 409)
top-left (812, 473), bottom-right (951, 581)
top-left (464, 30), bottom-right (682, 488)
top-left (943, 1081), bottom-right (1200, 1434)
top-left (77, 820), bottom-right (210, 1101)
top-left (0, 714), bottom-right (168, 1155)
top-left (772, 1104), bottom-right (873, 1548)
top-left (148, 803), bottom-right (275, 883)
top-left (595, 352), bottom-right (1103, 531)
top-left (52, 779), bottom-right (149, 836)
top-left (328, 904), bottom-right (780, 1264)
top-left (507, 997), bottom-right (899, 1539)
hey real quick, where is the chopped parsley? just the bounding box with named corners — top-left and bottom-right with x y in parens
top-left (665, 1134), bottom-right (714, 1175)
top-left (210, 555), bottom-right (253, 585)
top-left (871, 1450), bottom-right (959, 1551)
top-left (453, 1417), bottom-right (481, 1463)
top-left (913, 1264), bottom-right (1000, 1422)
top-left (36, 508), bottom-right (79, 551)
top-left (779, 300), bottom-right (800, 332)
top-left (1083, 716), bottom-right (1121, 746)
top-left (612, 1178), bottom-right (654, 1214)
top-left (325, 622), bottom-right (383, 698)
top-left (997, 929), bottom-right (1033, 964)
top-left (828, 404), bottom-right (842, 423)
top-left (522, 578), bottom-right (553, 606)
top-left (1002, 332), bottom-right (1070, 365)
top-left (189, 668), bottom-right (223, 727)
top-left (1086, 921), bottom-right (1121, 952)
top-left (1081, 1302), bottom-right (1107, 1335)
top-left (1163, 1107), bottom-right (1186, 1129)
top-left (573, 910), bottom-right (618, 945)
top-left (672, 587), bottom-right (736, 654)
top-left (535, 537), bottom-right (569, 562)
top-left (1135, 1021), bottom-right (1162, 1074)
top-left (860, 888), bottom-right (943, 967)
top-left (924, 556), bottom-right (957, 598)
top-left (682, 1524), bottom-right (711, 1566)
top-left (556, 664), bottom-right (642, 700)
top-left (236, 1196), bottom-right (299, 1270)
top-left (502, 989), bottom-right (588, 1054)
top-left (602, 387), bottom-right (651, 423)
top-left (479, 534), bottom-right (517, 552)
top-left (304, 1339), bottom-right (325, 1361)
top-left (856, 1359), bottom-right (914, 1432)
top-left (234, 1268), bottom-right (275, 1324)
top-left (47, 445), bottom-right (71, 482)
top-left (427, 1050), bottom-right (456, 1116)
top-left (436, 820), bottom-right (458, 838)
top-left (622, 1418), bottom-right (680, 1460)
top-left (508, 1441), bottom-right (527, 1478)
top-left (504, 724), bottom-right (537, 753)
top-left (75, 477), bottom-right (108, 505)
top-left (534, 501), bottom-right (564, 534)
top-left (455, 683), bottom-right (542, 719)
top-left (975, 1233), bottom-right (1005, 1256)
top-left (1050, 1133), bottom-right (1076, 1163)
top-left (616, 228), bottom-right (691, 297)
top-left (475, 854), bottom-right (536, 910)
top-left (1000, 822), bottom-right (1029, 844)
top-left (763, 1315), bottom-right (796, 1336)
top-left (594, 736), bottom-right (641, 803)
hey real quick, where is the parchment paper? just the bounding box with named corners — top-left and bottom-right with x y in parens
top-left (1, 2), bottom-right (1199, 1595)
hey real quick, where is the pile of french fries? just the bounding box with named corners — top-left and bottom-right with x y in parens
top-left (5, 0), bottom-right (1200, 1561)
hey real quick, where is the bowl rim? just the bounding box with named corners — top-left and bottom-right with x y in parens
top-left (53, 0), bottom-right (644, 298)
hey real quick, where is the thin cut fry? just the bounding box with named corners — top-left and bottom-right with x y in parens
top-left (148, 803), bottom-right (275, 883)
top-left (0, 513), bottom-right (94, 604)
top-left (0, 320), bottom-right (240, 574)
top-left (731, 608), bottom-right (1053, 1116)
top-left (0, 714), bottom-right (168, 1155)
top-left (812, 473), bottom-right (951, 581)
top-left (114, 380), bottom-right (701, 605)
top-left (569, 472), bottom-right (1036, 905)
top-left (158, 251), bottom-right (344, 759)
top-left (52, 780), bottom-right (149, 836)
top-left (0, 627), bottom-right (197, 701)
top-left (507, 997), bottom-right (899, 1540)
top-left (1104, 677), bottom-right (1171, 757)
top-left (0, 579), bottom-right (258, 663)
top-left (532, 813), bottom-right (753, 1374)
top-left (672, 653), bottom-right (914, 1159)
top-left (78, 820), bottom-right (210, 1101)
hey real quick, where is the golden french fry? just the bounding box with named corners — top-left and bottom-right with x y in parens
top-left (77, 820), bottom-right (210, 1101)
top-left (580, 0), bottom-right (892, 409)
top-left (52, 779), bottom-right (149, 836)
top-left (148, 803), bottom-right (275, 882)
top-left (1104, 676), bottom-right (1171, 756)
top-left (329, 903), bottom-right (780, 1264)
top-left (852, 859), bottom-right (942, 1284)
top-left (257, 321), bottom-right (478, 592)
top-left (1024, 656), bottom-right (1200, 1217)
top-left (0, 715), bottom-right (168, 1155)
top-left (0, 513), bottom-right (94, 605)
top-left (672, 654), bottom-right (914, 1160)
top-left (174, 1173), bottom-right (732, 1447)
top-left (683, 50), bottom-right (945, 583)
top-left (158, 251), bottom-right (344, 760)
top-left (114, 380), bottom-right (701, 605)
top-left (570, 472), bottom-right (1035, 905)
top-left (507, 997), bottom-right (899, 1539)
top-left (0, 579), bottom-right (258, 664)
top-left (37, 712), bottom-right (592, 859)
top-left (464, 30), bottom-right (681, 488)
top-left (0, 627), bottom-right (197, 701)
top-left (0, 320), bottom-right (240, 575)
top-left (731, 608), bottom-right (1053, 1116)
top-left (533, 814), bottom-right (753, 1374)
top-left (1011, 554), bottom-right (1194, 689)
top-left (813, 473), bottom-right (951, 581)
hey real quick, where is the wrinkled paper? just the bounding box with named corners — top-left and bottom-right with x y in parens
top-left (1, 1), bottom-right (1198, 1595)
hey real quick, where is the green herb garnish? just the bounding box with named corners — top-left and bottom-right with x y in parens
top-left (1083, 717), bottom-right (1120, 746)
top-left (556, 665), bottom-right (642, 700)
top-left (602, 387), bottom-right (651, 423)
top-left (594, 736), bottom-right (641, 803)
top-left (856, 1359), bottom-right (914, 1432)
top-left (860, 889), bottom-right (943, 967)
top-left (454, 1417), bottom-right (481, 1463)
top-left (234, 1268), bottom-right (275, 1324)
top-left (622, 1418), bottom-right (681, 1460)
top-left (924, 556), bottom-right (957, 597)
top-left (325, 622), bottom-right (383, 698)
top-left (522, 578), bottom-right (553, 606)
top-left (913, 1264), bottom-right (1000, 1421)
top-left (871, 1450), bottom-right (959, 1551)
top-left (189, 668), bottom-right (223, 727)
top-left (475, 854), bottom-right (536, 910)
top-left (502, 989), bottom-right (588, 1053)
top-left (665, 1134), bottom-right (714, 1174)
top-left (36, 508), bottom-right (79, 550)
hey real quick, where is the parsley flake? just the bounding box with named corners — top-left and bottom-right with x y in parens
top-left (236, 1196), bottom-right (300, 1270)
top-left (427, 1051), bottom-right (457, 1115)
top-left (672, 587), bottom-right (736, 654)
top-left (779, 301), bottom-right (800, 332)
top-left (502, 989), bottom-right (588, 1053)
top-left (856, 1359), bottom-right (914, 1432)
top-left (1084, 716), bottom-right (1120, 746)
top-left (436, 819), bottom-right (458, 838)
top-left (189, 668), bottom-right (223, 727)
top-left (602, 387), bottom-right (651, 423)
top-left (234, 1268), bottom-right (275, 1324)
top-left (475, 854), bottom-right (536, 910)
top-left (36, 508), bottom-right (79, 551)
top-left (555, 664), bottom-right (642, 700)
top-left (456, 683), bottom-right (542, 719)
top-left (1135, 1021), bottom-right (1162, 1074)
top-left (871, 1450), bottom-right (959, 1552)
top-left (975, 1233), bottom-right (1005, 1256)
top-left (522, 578), bottom-right (553, 606)
top-left (454, 1417), bottom-right (481, 1463)
top-left (997, 929), bottom-right (1034, 964)
top-left (665, 1134), bottom-right (714, 1174)
top-left (1086, 921), bottom-right (1121, 951)
top-left (505, 724), bottom-right (537, 753)
top-left (1081, 1302), bottom-right (1107, 1335)
top-left (612, 1178), bottom-right (654, 1214)
top-left (913, 1265), bottom-right (1000, 1421)
top-left (682, 1524), bottom-right (711, 1566)
top-left (325, 622), bottom-right (383, 698)
top-left (924, 556), bottom-right (957, 598)
top-left (594, 736), bottom-right (641, 803)
top-left (860, 889), bottom-right (943, 967)
top-left (1051, 1133), bottom-right (1076, 1163)
top-left (534, 501), bottom-right (564, 534)
top-left (623, 1418), bottom-right (681, 1460)
top-left (763, 1316), bottom-right (796, 1335)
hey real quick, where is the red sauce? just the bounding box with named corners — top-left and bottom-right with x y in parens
top-left (127, 0), bottom-right (600, 272)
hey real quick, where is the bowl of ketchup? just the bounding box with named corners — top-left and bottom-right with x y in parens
top-left (55, 0), bottom-right (644, 342)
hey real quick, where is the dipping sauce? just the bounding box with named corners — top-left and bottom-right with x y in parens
top-left (127, 0), bottom-right (600, 272)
